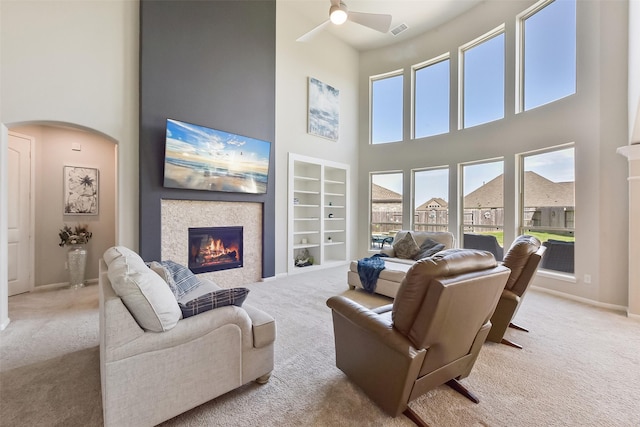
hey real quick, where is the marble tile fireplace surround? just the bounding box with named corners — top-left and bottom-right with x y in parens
top-left (161, 200), bottom-right (263, 288)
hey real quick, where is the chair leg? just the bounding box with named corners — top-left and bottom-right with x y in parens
top-left (500, 338), bottom-right (523, 349)
top-left (509, 322), bottom-right (529, 332)
top-left (445, 379), bottom-right (479, 404)
top-left (403, 406), bottom-right (430, 427)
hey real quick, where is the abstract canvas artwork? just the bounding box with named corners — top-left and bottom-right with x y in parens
top-left (308, 77), bottom-right (339, 141)
top-left (63, 166), bottom-right (99, 215)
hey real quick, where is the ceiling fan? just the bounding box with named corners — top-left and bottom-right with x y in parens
top-left (296, 0), bottom-right (393, 42)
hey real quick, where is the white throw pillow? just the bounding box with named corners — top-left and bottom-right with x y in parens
top-left (105, 247), bottom-right (181, 332)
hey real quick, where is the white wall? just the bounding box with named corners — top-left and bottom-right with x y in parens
top-left (11, 125), bottom-right (116, 287)
top-left (630, 0), bottom-right (640, 144)
top-left (0, 0), bottom-right (138, 249)
top-left (275, 1), bottom-right (360, 275)
top-left (0, 0), bottom-right (137, 326)
top-left (357, 0), bottom-right (630, 307)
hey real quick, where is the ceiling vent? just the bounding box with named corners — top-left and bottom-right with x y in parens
top-left (390, 23), bottom-right (408, 36)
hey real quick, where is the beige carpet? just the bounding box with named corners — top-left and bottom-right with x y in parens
top-left (1, 265), bottom-right (639, 426)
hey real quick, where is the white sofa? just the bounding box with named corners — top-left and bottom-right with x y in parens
top-left (348, 231), bottom-right (455, 298)
top-left (99, 247), bottom-right (275, 427)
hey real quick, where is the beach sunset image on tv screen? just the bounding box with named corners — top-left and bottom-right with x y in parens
top-left (163, 119), bottom-right (271, 194)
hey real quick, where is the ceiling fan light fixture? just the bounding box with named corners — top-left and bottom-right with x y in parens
top-left (329, 3), bottom-right (348, 25)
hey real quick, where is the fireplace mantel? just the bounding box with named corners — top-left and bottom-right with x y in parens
top-left (161, 200), bottom-right (262, 288)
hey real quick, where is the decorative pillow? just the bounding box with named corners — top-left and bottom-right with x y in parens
top-left (146, 261), bottom-right (177, 294)
top-left (159, 260), bottom-right (201, 299)
top-left (104, 247), bottom-right (181, 332)
top-left (413, 238), bottom-right (445, 260)
top-left (179, 288), bottom-right (250, 319)
top-left (393, 232), bottom-right (420, 259)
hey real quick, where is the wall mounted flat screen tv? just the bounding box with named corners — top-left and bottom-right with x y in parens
top-left (163, 118), bottom-right (271, 194)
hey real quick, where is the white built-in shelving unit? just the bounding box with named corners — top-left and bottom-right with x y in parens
top-left (288, 153), bottom-right (350, 274)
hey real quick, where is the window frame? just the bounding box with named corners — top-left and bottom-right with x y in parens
top-left (458, 24), bottom-right (506, 130)
top-left (411, 166), bottom-right (450, 232)
top-left (369, 171), bottom-right (404, 249)
top-left (411, 52), bottom-right (450, 140)
top-left (515, 0), bottom-right (577, 113)
top-left (370, 69), bottom-right (404, 145)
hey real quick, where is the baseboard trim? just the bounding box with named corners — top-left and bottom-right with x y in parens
top-left (531, 285), bottom-right (627, 313)
top-left (0, 317), bottom-right (10, 331)
top-left (33, 278), bottom-right (98, 292)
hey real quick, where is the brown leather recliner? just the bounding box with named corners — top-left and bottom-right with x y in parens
top-left (327, 249), bottom-right (510, 424)
top-left (486, 235), bottom-right (546, 349)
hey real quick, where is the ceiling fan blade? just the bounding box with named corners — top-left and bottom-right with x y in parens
top-left (296, 19), bottom-right (330, 42)
top-left (347, 11), bottom-right (392, 33)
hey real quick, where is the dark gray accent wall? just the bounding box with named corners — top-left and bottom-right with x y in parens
top-left (139, 0), bottom-right (276, 277)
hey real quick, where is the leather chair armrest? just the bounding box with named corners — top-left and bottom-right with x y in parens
top-left (327, 296), bottom-right (422, 356)
top-left (372, 303), bottom-right (393, 315)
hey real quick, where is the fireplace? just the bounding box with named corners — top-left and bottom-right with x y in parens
top-left (188, 226), bottom-right (243, 274)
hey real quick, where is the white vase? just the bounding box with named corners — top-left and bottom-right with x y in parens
top-left (67, 245), bottom-right (87, 289)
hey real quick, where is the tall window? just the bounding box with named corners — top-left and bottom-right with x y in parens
top-left (520, 146), bottom-right (575, 273)
top-left (519, 0), bottom-right (576, 111)
top-left (413, 168), bottom-right (449, 232)
top-left (460, 27), bottom-right (505, 128)
top-left (461, 160), bottom-right (505, 257)
top-left (370, 172), bottom-right (403, 249)
top-left (371, 71), bottom-right (403, 144)
top-left (413, 55), bottom-right (450, 138)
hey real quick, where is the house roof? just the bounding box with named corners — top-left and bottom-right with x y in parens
top-left (463, 171), bottom-right (574, 208)
top-left (371, 183), bottom-right (402, 203)
top-left (416, 197), bottom-right (448, 211)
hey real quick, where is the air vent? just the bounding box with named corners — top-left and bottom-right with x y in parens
top-left (390, 23), bottom-right (408, 36)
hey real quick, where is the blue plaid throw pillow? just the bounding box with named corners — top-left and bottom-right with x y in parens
top-left (179, 288), bottom-right (249, 318)
top-left (159, 260), bottom-right (201, 299)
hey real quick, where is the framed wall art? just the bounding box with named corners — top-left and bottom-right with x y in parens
top-left (308, 77), bottom-right (339, 141)
top-left (63, 166), bottom-right (99, 215)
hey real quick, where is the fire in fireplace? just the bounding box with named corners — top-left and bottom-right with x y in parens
top-left (188, 226), bottom-right (243, 274)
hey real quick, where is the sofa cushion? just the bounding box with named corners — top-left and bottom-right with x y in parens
top-left (502, 235), bottom-right (541, 290)
top-left (104, 246), bottom-right (181, 332)
top-left (179, 288), bottom-right (250, 319)
top-left (159, 260), bottom-right (202, 299)
top-left (413, 238), bottom-right (445, 260)
top-left (393, 232), bottom-right (420, 259)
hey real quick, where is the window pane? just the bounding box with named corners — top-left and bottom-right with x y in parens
top-left (372, 74), bottom-right (403, 144)
top-left (523, 0), bottom-right (576, 110)
top-left (462, 160), bottom-right (504, 259)
top-left (522, 147), bottom-right (575, 273)
top-left (413, 168), bottom-right (449, 232)
top-left (415, 59), bottom-right (450, 138)
top-left (371, 172), bottom-right (403, 249)
top-left (463, 33), bottom-right (505, 128)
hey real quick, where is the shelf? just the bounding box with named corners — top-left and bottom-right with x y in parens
top-left (293, 243), bottom-right (320, 249)
top-left (289, 153), bottom-right (349, 274)
top-left (294, 175), bottom-right (320, 182)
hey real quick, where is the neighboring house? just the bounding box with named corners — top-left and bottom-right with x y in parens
top-left (463, 172), bottom-right (574, 230)
top-left (371, 183), bottom-right (402, 233)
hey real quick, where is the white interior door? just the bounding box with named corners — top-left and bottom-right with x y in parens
top-left (7, 132), bottom-right (33, 296)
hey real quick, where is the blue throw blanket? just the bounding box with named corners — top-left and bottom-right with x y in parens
top-left (357, 254), bottom-right (387, 293)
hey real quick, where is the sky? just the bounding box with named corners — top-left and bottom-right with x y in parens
top-left (371, 0), bottom-right (576, 206)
